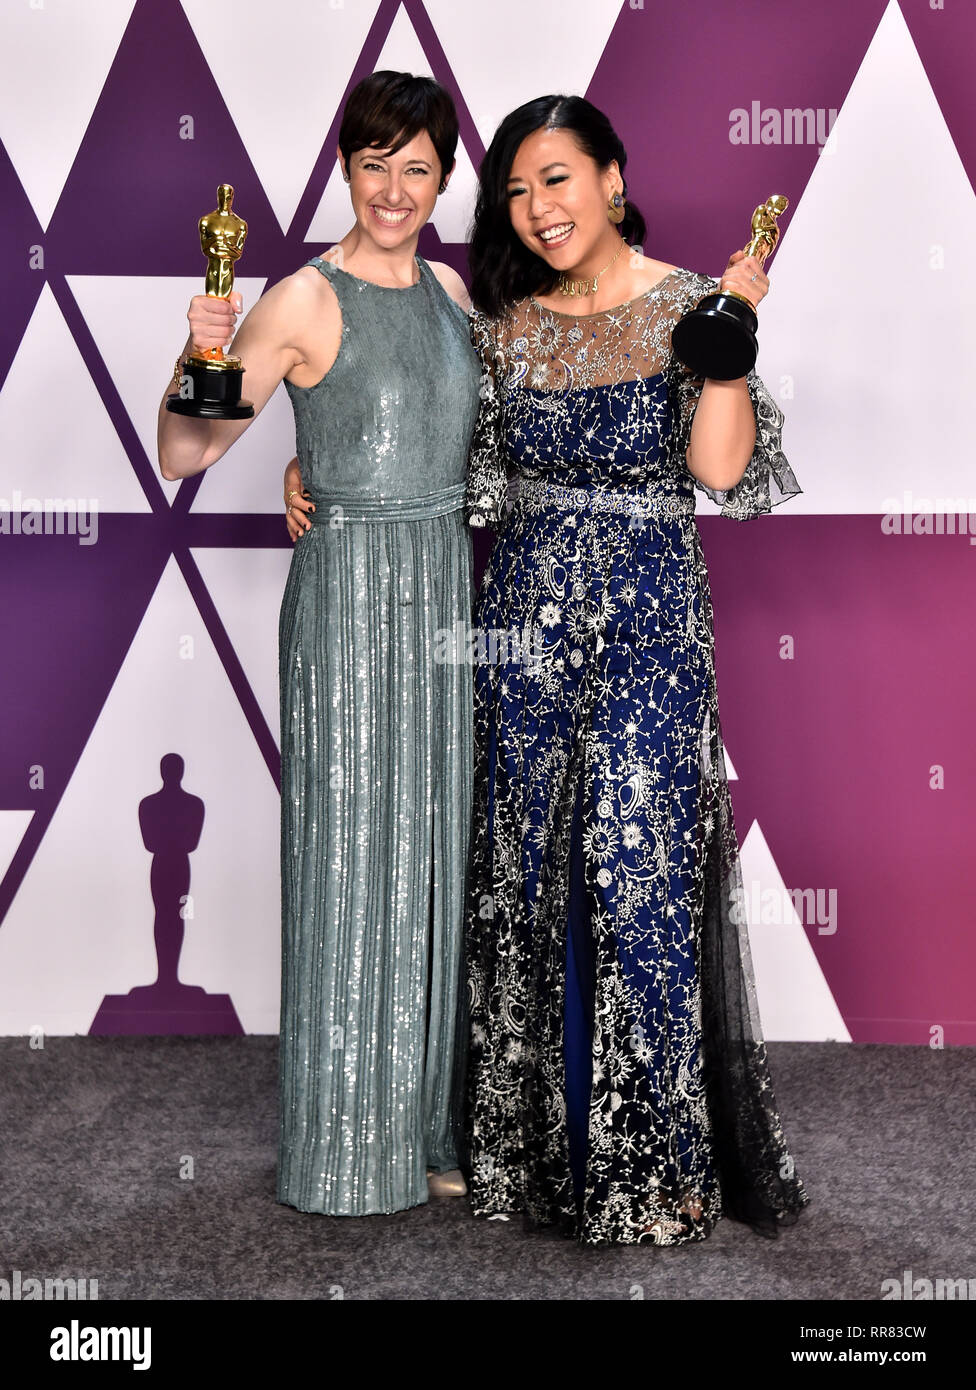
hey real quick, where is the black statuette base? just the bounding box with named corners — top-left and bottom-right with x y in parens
top-left (165, 357), bottom-right (254, 419)
top-left (670, 292), bottom-right (759, 382)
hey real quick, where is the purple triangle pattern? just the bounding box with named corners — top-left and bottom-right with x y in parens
top-left (0, 0), bottom-right (973, 1040)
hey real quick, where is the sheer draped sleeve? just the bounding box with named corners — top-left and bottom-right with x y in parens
top-left (465, 309), bottom-right (514, 530)
top-left (669, 275), bottom-right (802, 521)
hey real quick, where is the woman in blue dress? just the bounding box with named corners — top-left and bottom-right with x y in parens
top-left (462, 95), bottom-right (810, 1245)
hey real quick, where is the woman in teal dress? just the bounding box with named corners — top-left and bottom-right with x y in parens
top-left (161, 71), bottom-right (481, 1216)
top-left (274, 74), bottom-right (483, 1216)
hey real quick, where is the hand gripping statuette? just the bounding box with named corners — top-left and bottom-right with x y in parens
top-left (166, 183), bottom-right (254, 419)
top-left (671, 194), bottom-right (788, 381)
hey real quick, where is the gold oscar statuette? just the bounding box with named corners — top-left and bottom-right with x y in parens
top-left (671, 194), bottom-right (788, 381)
top-left (165, 183), bottom-right (254, 419)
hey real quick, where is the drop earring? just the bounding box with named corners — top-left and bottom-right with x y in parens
top-left (608, 191), bottom-right (625, 224)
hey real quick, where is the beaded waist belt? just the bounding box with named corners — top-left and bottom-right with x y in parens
top-left (516, 479), bottom-right (696, 519)
top-left (306, 480), bottom-right (466, 524)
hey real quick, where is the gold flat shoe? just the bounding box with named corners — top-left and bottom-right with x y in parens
top-left (426, 1168), bottom-right (468, 1197)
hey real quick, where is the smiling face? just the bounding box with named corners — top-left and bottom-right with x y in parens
top-left (340, 129), bottom-right (450, 247)
top-left (505, 126), bottom-right (622, 273)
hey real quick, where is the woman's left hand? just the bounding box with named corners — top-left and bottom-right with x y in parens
top-left (719, 249), bottom-right (769, 310)
top-left (284, 457), bottom-right (314, 541)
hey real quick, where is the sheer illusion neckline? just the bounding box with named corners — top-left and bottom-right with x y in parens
top-left (530, 267), bottom-right (683, 319)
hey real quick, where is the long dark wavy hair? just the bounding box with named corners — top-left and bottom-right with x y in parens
top-left (469, 94), bottom-right (648, 317)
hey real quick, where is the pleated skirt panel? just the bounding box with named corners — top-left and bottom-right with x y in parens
top-left (276, 509), bottom-right (473, 1215)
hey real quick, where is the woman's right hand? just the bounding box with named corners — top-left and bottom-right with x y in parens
top-left (284, 457), bottom-right (315, 541)
top-left (187, 290), bottom-right (243, 355)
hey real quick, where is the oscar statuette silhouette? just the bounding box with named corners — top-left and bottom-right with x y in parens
top-left (89, 754), bottom-right (243, 1034)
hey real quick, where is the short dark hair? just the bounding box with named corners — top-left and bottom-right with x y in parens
top-left (469, 94), bottom-right (648, 318)
top-left (338, 71), bottom-right (459, 181)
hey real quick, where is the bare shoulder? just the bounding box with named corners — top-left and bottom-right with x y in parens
top-left (230, 261), bottom-right (341, 387)
top-left (274, 260), bottom-right (341, 320)
top-left (287, 261), bottom-right (336, 299)
top-left (426, 259), bottom-right (471, 312)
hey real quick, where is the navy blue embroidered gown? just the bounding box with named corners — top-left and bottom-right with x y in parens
top-left (463, 267), bottom-right (809, 1245)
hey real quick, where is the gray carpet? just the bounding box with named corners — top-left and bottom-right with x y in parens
top-left (1, 1038), bottom-right (972, 1301)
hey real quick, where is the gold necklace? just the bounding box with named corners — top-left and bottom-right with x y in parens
top-left (557, 238), bottom-right (625, 297)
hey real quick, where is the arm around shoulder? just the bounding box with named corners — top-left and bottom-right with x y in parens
top-left (427, 260), bottom-right (471, 313)
top-left (465, 308), bottom-right (514, 528)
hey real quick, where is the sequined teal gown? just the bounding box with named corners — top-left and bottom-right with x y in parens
top-left (277, 255), bottom-right (481, 1214)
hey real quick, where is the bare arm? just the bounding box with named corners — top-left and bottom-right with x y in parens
top-left (157, 273), bottom-right (331, 480)
top-left (685, 377), bottom-right (757, 492)
top-left (683, 248), bottom-right (771, 491)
